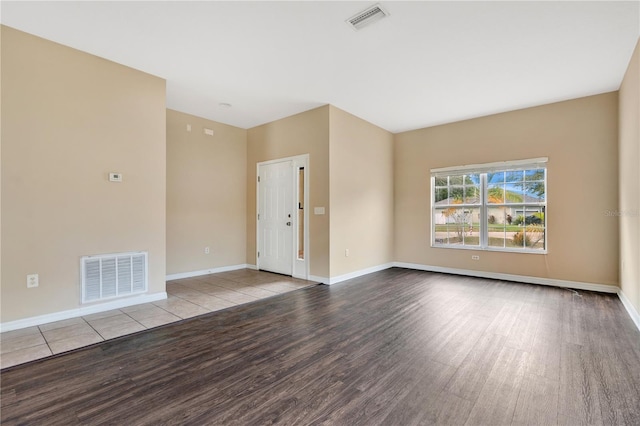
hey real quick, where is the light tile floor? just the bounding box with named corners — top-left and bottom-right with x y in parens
top-left (0, 269), bottom-right (316, 369)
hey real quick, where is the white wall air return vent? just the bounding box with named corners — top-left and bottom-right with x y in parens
top-left (81, 252), bottom-right (148, 303)
top-left (346, 4), bottom-right (389, 31)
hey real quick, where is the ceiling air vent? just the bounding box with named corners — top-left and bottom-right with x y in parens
top-left (346, 4), bottom-right (389, 31)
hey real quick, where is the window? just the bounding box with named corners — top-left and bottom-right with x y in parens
top-left (432, 158), bottom-right (547, 253)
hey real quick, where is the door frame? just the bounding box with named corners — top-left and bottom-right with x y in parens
top-left (256, 154), bottom-right (310, 280)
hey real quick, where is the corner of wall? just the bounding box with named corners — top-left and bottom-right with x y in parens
top-left (328, 106), bottom-right (395, 278)
top-left (618, 37), bottom-right (640, 316)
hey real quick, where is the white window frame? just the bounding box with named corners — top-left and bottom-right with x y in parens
top-left (431, 158), bottom-right (548, 254)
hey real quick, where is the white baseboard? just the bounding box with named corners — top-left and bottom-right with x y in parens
top-left (5, 262), bottom-right (628, 334)
top-left (618, 290), bottom-right (640, 332)
top-left (166, 264), bottom-right (253, 281)
top-left (325, 263), bottom-right (395, 285)
top-left (0, 292), bottom-right (168, 333)
top-left (246, 264), bottom-right (258, 270)
top-left (309, 274), bottom-right (328, 284)
top-left (392, 262), bottom-right (620, 294)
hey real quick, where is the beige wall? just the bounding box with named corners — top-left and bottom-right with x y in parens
top-left (329, 106), bottom-right (394, 277)
top-left (395, 93), bottom-right (619, 286)
top-left (0, 25), bottom-right (3, 313)
top-left (1, 26), bottom-right (167, 322)
top-left (619, 38), bottom-right (640, 313)
top-left (166, 109), bottom-right (247, 275)
top-left (247, 106), bottom-right (330, 278)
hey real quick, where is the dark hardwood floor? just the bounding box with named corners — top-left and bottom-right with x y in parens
top-left (2, 268), bottom-right (640, 425)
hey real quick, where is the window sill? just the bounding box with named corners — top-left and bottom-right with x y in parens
top-left (431, 244), bottom-right (547, 255)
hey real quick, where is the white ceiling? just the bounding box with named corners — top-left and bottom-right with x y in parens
top-left (2, 1), bottom-right (639, 133)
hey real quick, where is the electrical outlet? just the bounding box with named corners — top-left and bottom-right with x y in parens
top-left (471, 255), bottom-right (480, 261)
top-left (345, 249), bottom-right (349, 257)
top-left (204, 246), bottom-right (210, 255)
top-left (27, 273), bottom-right (39, 288)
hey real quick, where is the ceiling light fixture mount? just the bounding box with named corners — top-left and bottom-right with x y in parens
top-left (346, 3), bottom-right (390, 31)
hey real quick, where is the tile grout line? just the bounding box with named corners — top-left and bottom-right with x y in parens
top-left (36, 324), bottom-right (54, 356)
top-left (165, 291), bottom-right (215, 314)
top-left (83, 314), bottom-right (111, 342)
top-left (151, 300), bottom-right (187, 319)
top-left (121, 311), bottom-right (153, 331)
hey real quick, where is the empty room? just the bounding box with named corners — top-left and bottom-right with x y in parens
top-left (1, 1), bottom-right (640, 425)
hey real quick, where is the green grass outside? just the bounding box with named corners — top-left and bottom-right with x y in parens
top-left (434, 224), bottom-right (531, 232)
top-left (434, 236), bottom-right (544, 249)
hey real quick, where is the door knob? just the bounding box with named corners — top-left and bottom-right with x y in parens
top-left (286, 222), bottom-right (292, 226)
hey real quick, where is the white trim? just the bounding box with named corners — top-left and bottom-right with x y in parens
top-left (326, 263), bottom-right (395, 285)
top-left (256, 154), bottom-right (309, 166)
top-left (166, 264), bottom-right (252, 281)
top-left (0, 292), bottom-right (167, 333)
top-left (246, 264), bottom-right (258, 270)
top-left (393, 262), bottom-right (619, 293)
top-left (309, 274), bottom-right (328, 284)
top-left (618, 290), bottom-right (640, 332)
top-left (431, 157), bottom-right (548, 174)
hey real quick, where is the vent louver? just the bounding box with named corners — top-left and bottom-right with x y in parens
top-left (82, 252), bottom-right (147, 303)
top-left (346, 4), bottom-right (389, 31)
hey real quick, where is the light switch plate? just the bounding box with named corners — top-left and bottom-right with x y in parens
top-left (314, 207), bottom-right (325, 215)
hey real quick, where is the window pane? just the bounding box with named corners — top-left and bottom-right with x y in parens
top-left (449, 186), bottom-right (464, 203)
top-left (504, 205), bottom-right (546, 250)
top-left (487, 205), bottom-right (546, 249)
top-left (434, 207), bottom-right (480, 247)
top-left (487, 185), bottom-right (504, 204)
top-left (522, 206), bottom-right (544, 225)
top-left (505, 183), bottom-right (524, 203)
top-left (435, 176), bottom-right (448, 187)
top-left (298, 167), bottom-right (305, 260)
top-left (464, 184), bottom-right (481, 204)
top-left (505, 170), bottom-right (523, 182)
top-left (435, 187), bottom-right (449, 204)
top-left (525, 169), bottom-right (545, 180)
top-left (523, 224), bottom-right (545, 250)
top-left (466, 174), bottom-right (480, 185)
top-left (487, 206), bottom-right (508, 248)
top-left (449, 175), bottom-right (463, 185)
top-left (523, 185), bottom-right (545, 202)
top-left (523, 169), bottom-right (545, 201)
top-left (488, 172), bottom-right (505, 184)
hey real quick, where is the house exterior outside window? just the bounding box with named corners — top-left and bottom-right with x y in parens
top-left (431, 158), bottom-right (547, 253)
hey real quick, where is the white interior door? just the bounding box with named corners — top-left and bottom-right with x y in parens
top-left (258, 161), bottom-right (293, 275)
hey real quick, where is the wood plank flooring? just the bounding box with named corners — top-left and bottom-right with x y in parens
top-left (0, 269), bottom-right (314, 369)
top-left (1, 268), bottom-right (640, 425)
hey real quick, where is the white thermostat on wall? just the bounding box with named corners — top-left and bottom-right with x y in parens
top-left (109, 172), bottom-right (123, 182)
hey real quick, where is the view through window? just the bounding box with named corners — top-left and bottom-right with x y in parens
top-left (432, 159), bottom-right (547, 253)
